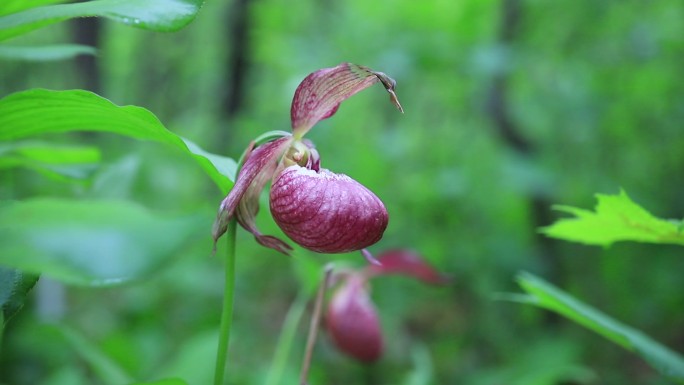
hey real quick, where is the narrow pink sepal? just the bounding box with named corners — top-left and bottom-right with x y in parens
top-left (365, 249), bottom-right (451, 285)
top-left (212, 136), bottom-right (292, 252)
top-left (326, 274), bottom-right (383, 362)
top-left (361, 249), bottom-right (382, 266)
top-left (290, 63), bottom-right (403, 136)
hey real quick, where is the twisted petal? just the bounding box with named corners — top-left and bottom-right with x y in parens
top-left (365, 249), bottom-right (451, 285)
top-left (212, 136), bottom-right (292, 252)
top-left (291, 62), bottom-right (403, 136)
top-left (269, 165), bottom-right (388, 253)
top-left (326, 274), bottom-right (383, 362)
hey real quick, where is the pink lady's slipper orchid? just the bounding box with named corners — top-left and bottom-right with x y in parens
top-left (212, 63), bottom-right (403, 259)
top-left (325, 250), bottom-right (449, 362)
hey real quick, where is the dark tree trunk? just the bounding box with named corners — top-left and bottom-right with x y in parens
top-left (485, 0), bottom-right (562, 289)
top-left (223, 0), bottom-right (251, 119)
top-left (71, 17), bottom-right (101, 93)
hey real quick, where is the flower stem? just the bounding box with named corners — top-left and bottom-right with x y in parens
top-left (264, 288), bottom-right (310, 385)
top-left (299, 264), bottom-right (333, 385)
top-left (214, 218), bottom-right (237, 385)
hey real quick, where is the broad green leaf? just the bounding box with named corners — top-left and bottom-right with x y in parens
top-left (0, 0), bottom-right (66, 17)
top-left (0, 141), bottom-right (100, 180)
top-left (0, 198), bottom-right (207, 286)
top-left (0, 266), bottom-right (39, 325)
top-left (514, 272), bottom-right (684, 383)
top-left (541, 190), bottom-right (684, 247)
top-left (58, 326), bottom-right (132, 385)
top-left (0, 44), bottom-right (96, 61)
top-left (0, 0), bottom-right (204, 41)
top-left (0, 89), bottom-right (235, 193)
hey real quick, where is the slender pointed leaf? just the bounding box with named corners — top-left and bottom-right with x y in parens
top-left (0, 198), bottom-right (207, 286)
top-left (514, 272), bottom-right (684, 383)
top-left (0, 89), bottom-right (235, 193)
top-left (0, 0), bottom-right (204, 41)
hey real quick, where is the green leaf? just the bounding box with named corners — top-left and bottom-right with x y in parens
top-left (0, 198), bottom-right (207, 286)
top-left (0, 44), bottom-right (96, 61)
top-left (0, 141), bottom-right (101, 180)
top-left (0, 89), bottom-right (235, 193)
top-left (541, 190), bottom-right (684, 247)
top-left (264, 289), bottom-right (311, 385)
top-left (514, 272), bottom-right (684, 383)
top-left (0, 0), bottom-right (204, 41)
top-left (0, 0), bottom-right (66, 17)
top-left (0, 266), bottom-right (39, 325)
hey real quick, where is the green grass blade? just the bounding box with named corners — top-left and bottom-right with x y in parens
top-left (514, 272), bottom-right (684, 383)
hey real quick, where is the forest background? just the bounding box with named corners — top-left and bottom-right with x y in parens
top-left (1, 0), bottom-right (683, 384)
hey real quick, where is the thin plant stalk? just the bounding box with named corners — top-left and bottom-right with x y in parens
top-left (213, 218), bottom-right (238, 385)
top-left (0, 313), bottom-right (4, 354)
top-left (264, 289), bottom-right (310, 385)
top-left (299, 264), bottom-right (334, 385)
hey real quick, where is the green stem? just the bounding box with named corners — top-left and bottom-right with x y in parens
top-left (265, 289), bottom-right (310, 385)
top-left (0, 312), bottom-right (4, 353)
top-left (299, 264), bottom-right (334, 385)
top-left (214, 218), bottom-right (237, 385)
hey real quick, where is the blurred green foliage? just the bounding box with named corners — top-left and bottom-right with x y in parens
top-left (1, 0), bottom-right (684, 384)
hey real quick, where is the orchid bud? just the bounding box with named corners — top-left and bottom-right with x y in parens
top-left (269, 165), bottom-right (389, 253)
top-left (326, 274), bottom-right (382, 362)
